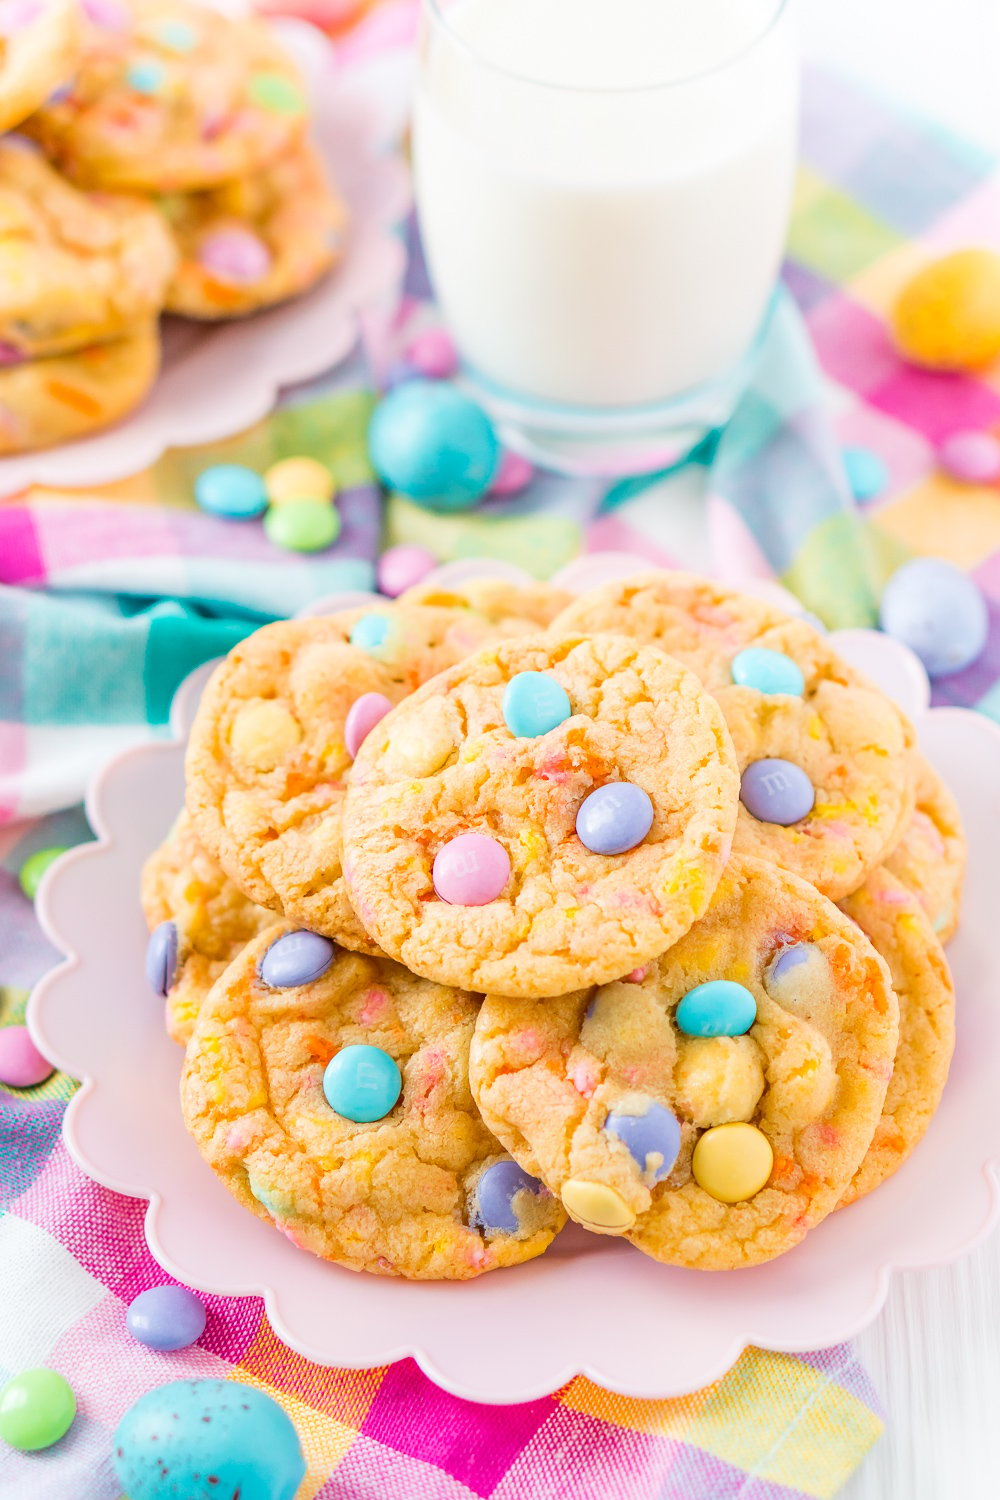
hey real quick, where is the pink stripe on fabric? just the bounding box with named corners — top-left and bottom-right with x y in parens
top-left (48, 1293), bottom-right (231, 1428)
top-left (585, 515), bottom-right (679, 565)
top-left (33, 503), bottom-right (178, 575)
top-left (494, 1408), bottom-right (680, 1500)
top-left (334, 0), bottom-right (419, 64)
top-left (923, 173), bottom-right (1000, 252)
top-left (868, 366), bottom-right (1000, 444)
top-left (707, 494), bottom-right (777, 582)
top-left (315, 1433), bottom-right (479, 1500)
top-left (807, 296), bottom-right (901, 396)
top-left (0, 722), bottom-right (27, 821)
top-left (0, 505), bottom-right (45, 583)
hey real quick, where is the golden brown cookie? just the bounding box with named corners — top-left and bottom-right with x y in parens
top-left (0, 0), bottom-right (80, 134)
top-left (181, 922), bottom-right (565, 1278)
top-left (471, 856), bottom-right (899, 1270)
top-left (0, 139), bottom-right (176, 360)
top-left (160, 140), bottom-right (346, 320)
top-left (398, 578), bottom-right (573, 631)
top-left (883, 754), bottom-right (965, 943)
top-left (553, 572), bottom-right (917, 900)
top-left (0, 323), bottom-right (159, 454)
top-left (838, 865), bottom-right (955, 1204)
top-left (342, 632), bottom-right (740, 998)
top-left (25, 0), bottom-right (308, 192)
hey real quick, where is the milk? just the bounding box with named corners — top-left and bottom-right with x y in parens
top-left (414, 0), bottom-right (799, 409)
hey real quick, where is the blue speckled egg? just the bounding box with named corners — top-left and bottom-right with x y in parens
top-left (368, 379), bottom-right (500, 511)
top-left (112, 1379), bottom-right (305, 1500)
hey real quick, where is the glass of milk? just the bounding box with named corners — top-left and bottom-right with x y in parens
top-left (413, 0), bottom-right (799, 475)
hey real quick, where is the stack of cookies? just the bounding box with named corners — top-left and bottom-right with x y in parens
top-left (0, 0), bottom-right (346, 454)
top-left (142, 571), bottom-right (961, 1278)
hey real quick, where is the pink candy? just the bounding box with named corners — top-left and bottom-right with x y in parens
top-left (0, 0), bottom-right (43, 32)
top-left (81, 0), bottom-right (130, 29)
top-left (345, 692), bottom-right (392, 759)
top-left (433, 833), bottom-right (510, 906)
top-left (490, 450), bottom-right (534, 496)
top-left (198, 228), bottom-right (272, 284)
top-left (405, 327), bottom-right (458, 379)
top-left (0, 1026), bottom-right (53, 1088)
top-left (938, 430), bottom-right (1000, 484)
top-left (377, 543), bottom-right (437, 597)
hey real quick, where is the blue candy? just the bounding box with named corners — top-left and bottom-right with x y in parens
top-left (740, 759), bottom-right (815, 825)
top-left (145, 920), bottom-right (177, 997)
top-left (349, 613), bottom-right (392, 652)
top-left (126, 59), bottom-right (167, 94)
top-left (576, 782), bottom-right (653, 856)
top-left (879, 558), bottom-right (988, 678)
top-left (731, 647), bottom-right (805, 697)
top-left (323, 1044), bottom-right (401, 1123)
top-left (502, 671), bottom-right (572, 738)
top-left (113, 1379), bottom-right (305, 1500)
top-left (258, 931), bottom-right (335, 989)
top-left (676, 979), bottom-right (757, 1037)
top-left (194, 463), bottom-right (268, 520)
top-left (368, 380), bottom-right (500, 512)
top-left (842, 446), bottom-right (888, 503)
top-left (475, 1160), bottom-right (543, 1233)
top-left (605, 1102), bottom-right (681, 1181)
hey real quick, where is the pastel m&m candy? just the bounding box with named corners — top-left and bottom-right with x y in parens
top-left (323, 1044), bottom-right (401, 1122)
top-left (740, 759), bottom-right (815, 825)
top-left (692, 1122), bottom-right (773, 1203)
top-left (377, 543), bottom-right (437, 597)
top-left (576, 782), bottom-right (653, 856)
top-left (350, 613), bottom-right (391, 652)
top-left (433, 833), bottom-right (510, 905)
top-left (502, 671), bottom-right (571, 737)
top-left (126, 1286), bottom-right (206, 1352)
top-left (490, 450), bottom-right (534, 496)
top-left (368, 380), bottom-right (500, 511)
top-left (0, 1368), bottom-right (75, 1451)
top-left (676, 980), bottom-right (757, 1037)
top-left (731, 647), bottom-right (805, 696)
top-left (198, 227), bottom-right (271, 283)
top-left (405, 326), bottom-right (458, 379)
top-left (605, 1102), bottom-right (681, 1182)
top-left (879, 558), bottom-right (988, 678)
top-left (0, 1026), bottom-right (53, 1088)
top-left (248, 71), bottom-right (306, 116)
top-left (145, 920), bottom-right (178, 996)
top-left (475, 1160), bottom-right (545, 1234)
top-left (127, 59), bottom-right (166, 94)
top-left (560, 1178), bottom-right (635, 1231)
top-left (344, 692), bottom-right (392, 758)
top-left (264, 499), bottom-right (340, 553)
top-left (264, 455), bottom-right (335, 506)
top-left (194, 463), bottom-right (268, 519)
top-left (938, 430), bottom-right (1000, 484)
top-left (259, 931), bottom-right (335, 988)
top-left (18, 845), bottom-right (67, 899)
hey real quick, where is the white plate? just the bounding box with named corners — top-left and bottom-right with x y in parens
top-left (28, 561), bottom-right (1000, 1403)
top-left (0, 19), bottom-right (409, 496)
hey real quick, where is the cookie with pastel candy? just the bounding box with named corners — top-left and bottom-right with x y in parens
top-left (180, 921), bottom-right (565, 1278)
top-left (0, 0), bottom-right (80, 134)
top-left (883, 752), bottom-right (966, 944)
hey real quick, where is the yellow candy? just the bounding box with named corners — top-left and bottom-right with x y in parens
top-left (263, 455), bottom-right (336, 506)
top-left (892, 249), bottom-right (1000, 371)
top-left (229, 700), bottom-right (302, 771)
top-left (560, 1178), bottom-right (636, 1232)
top-left (691, 1122), bottom-right (773, 1203)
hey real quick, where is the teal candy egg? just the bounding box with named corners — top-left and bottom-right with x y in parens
top-left (112, 1379), bottom-right (305, 1500)
top-left (731, 647), bottom-right (805, 697)
top-left (368, 379), bottom-right (500, 511)
top-left (676, 980), bottom-right (757, 1037)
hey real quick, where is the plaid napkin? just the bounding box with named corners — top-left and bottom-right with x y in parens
top-left (4, 46), bottom-right (1000, 1499)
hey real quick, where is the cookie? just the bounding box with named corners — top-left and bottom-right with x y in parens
top-left (838, 866), bottom-right (955, 1204)
top-left (883, 754), bottom-right (965, 943)
top-left (0, 323), bottom-right (159, 454)
top-left (181, 922), bottom-right (565, 1278)
top-left (398, 578), bottom-right (573, 631)
top-left (185, 602), bottom-right (533, 939)
top-left (553, 572), bottom-right (917, 900)
top-left (160, 140), bottom-right (346, 320)
top-left (470, 856), bottom-right (899, 1270)
top-left (0, 139), bottom-right (177, 360)
top-left (141, 811), bottom-right (275, 1045)
top-left (25, 0), bottom-right (308, 193)
top-left (0, 0), bottom-right (80, 134)
top-left (342, 632), bottom-right (740, 998)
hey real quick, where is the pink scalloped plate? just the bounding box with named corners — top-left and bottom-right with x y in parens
top-left (28, 560), bottom-right (1000, 1403)
top-left (0, 17), bottom-right (409, 497)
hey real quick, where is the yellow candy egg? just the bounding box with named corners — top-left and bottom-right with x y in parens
top-left (892, 249), bottom-right (1000, 371)
top-left (691, 1122), bottom-right (773, 1204)
top-left (264, 456), bottom-right (336, 506)
top-left (560, 1178), bottom-right (636, 1233)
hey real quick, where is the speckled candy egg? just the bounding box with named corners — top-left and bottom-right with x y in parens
top-left (112, 1379), bottom-right (305, 1500)
top-left (367, 379), bottom-right (500, 511)
top-left (892, 249), bottom-right (1000, 371)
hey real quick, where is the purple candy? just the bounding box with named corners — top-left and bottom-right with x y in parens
top-left (258, 930), bottom-right (335, 988)
top-left (576, 782), bottom-right (653, 856)
top-left (605, 1102), bottom-right (681, 1182)
top-left (766, 943), bottom-right (813, 985)
top-left (126, 1286), bottom-right (206, 1352)
top-left (740, 759), bottom-right (815, 826)
top-left (198, 228), bottom-right (271, 284)
top-left (145, 921), bottom-right (178, 997)
top-left (475, 1160), bottom-right (543, 1234)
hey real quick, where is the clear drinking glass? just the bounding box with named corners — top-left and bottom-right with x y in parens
top-left (413, 0), bottom-right (799, 476)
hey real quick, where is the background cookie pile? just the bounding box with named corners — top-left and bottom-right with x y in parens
top-left (0, 0), bottom-right (345, 454)
top-left (142, 571), bottom-right (962, 1278)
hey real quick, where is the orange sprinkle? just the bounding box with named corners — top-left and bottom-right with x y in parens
top-left (45, 381), bottom-right (102, 417)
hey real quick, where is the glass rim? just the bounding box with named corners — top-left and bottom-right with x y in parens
top-left (421, 0), bottom-right (791, 96)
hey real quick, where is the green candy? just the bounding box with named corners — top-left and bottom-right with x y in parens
top-left (0, 1369), bottom-right (75, 1451)
top-left (264, 499), bottom-right (340, 554)
top-left (19, 847), bottom-right (68, 901)
top-left (248, 72), bottom-right (305, 116)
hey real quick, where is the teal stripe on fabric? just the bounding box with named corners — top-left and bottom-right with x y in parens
top-left (22, 591), bottom-right (148, 727)
top-left (144, 608), bottom-right (252, 725)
